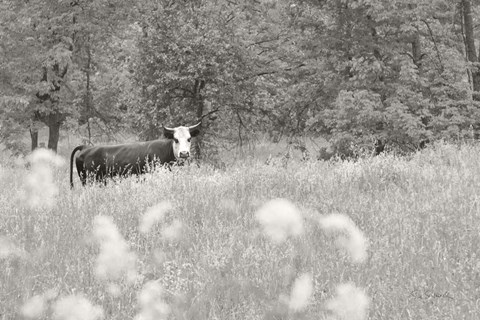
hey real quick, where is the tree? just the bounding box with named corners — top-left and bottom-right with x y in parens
top-left (1, 0), bottom-right (42, 153)
top-left (133, 1), bottom-right (261, 159)
top-left (2, 0), bottom-right (480, 159)
top-left (461, 0), bottom-right (480, 101)
top-left (291, 0), bottom-right (480, 157)
top-left (68, 0), bottom-right (135, 144)
top-left (0, 0), bottom-right (135, 153)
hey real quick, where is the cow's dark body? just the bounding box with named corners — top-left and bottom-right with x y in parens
top-left (70, 139), bottom-right (175, 187)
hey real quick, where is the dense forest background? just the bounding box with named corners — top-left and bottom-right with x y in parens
top-left (1, 0), bottom-right (480, 160)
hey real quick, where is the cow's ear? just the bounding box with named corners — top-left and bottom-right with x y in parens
top-left (188, 122), bottom-right (201, 137)
top-left (163, 127), bottom-right (174, 139)
top-left (190, 128), bottom-right (200, 137)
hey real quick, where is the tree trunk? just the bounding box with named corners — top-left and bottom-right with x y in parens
top-left (47, 119), bottom-right (61, 152)
top-left (411, 30), bottom-right (430, 145)
top-left (85, 38), bottom-right (93, 144)
top-left (36, 64), bottom-right (66, 153)
top-left (30, 129), bottom-right (38, 151)
top-left (193, 79), bottom-right (205, 159)
top-left (462, 0), bottom-right (480, 100)
top-left (411, 31), bottom-right (423, 72)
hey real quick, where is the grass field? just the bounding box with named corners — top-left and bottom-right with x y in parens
top-left (0, 142), bottom-right (479, 319)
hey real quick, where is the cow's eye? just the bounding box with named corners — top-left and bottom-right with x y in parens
top-left (187, 138), bottom-right (191, 142)
top-left (174, 138), bottom-right (179, 143)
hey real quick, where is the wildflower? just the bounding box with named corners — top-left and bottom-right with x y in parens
top-left (288, 273), bottom-right (313, 312)
top-left (161, 219), bottom-right (183, 241)
top-left (93, 215), bottom-right (137, 284)
top-left (256, 198), bottom-right (304, 244)
top-left (139, 202), bottom-right (173, 234)
top-left (21, 148), bottom-right (64, 210)
top-left (134, 281), bottom-right (170, 320)
top-left (20, 289), bottom-right (58, 319)
top-left (319, 214), bottom-right (368, 263)
top-left (53, 294), bottom-right (104, 320)
top-left (325, 282), bottom-right (370, 320)
top-left (21, 295), bottom-right (46, 319)
top-left (0, 236), bottom-right (25, 259)
top-left (29, 148), bottom-right (65, 167)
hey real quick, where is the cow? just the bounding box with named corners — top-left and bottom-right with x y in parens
top-left (69, 123), bottom-right (200, 188)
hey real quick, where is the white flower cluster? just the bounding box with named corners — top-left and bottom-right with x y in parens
top-left (93, 215), bottom-right (138, 285)
top-left (21, 148), bottom-right (64, 210)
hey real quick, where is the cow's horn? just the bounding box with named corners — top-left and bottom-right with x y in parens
top-left (163, 126), bottom-right (175, 139)
top-left (188, 122), bottom-right (201, 137)
top-left (188, 122), bottom-right (201, 130)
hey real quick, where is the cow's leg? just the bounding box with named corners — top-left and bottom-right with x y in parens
top-left (94, 172), bottom-right (105, 186)
top-left (80, 170), bottom-right (87, 186)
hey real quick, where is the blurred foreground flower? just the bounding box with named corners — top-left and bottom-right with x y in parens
top-left (21, 148), bottom-right (64, 210)
top-left (288, 273), bottom-right (313, 312)
top-left (134, 281), bottom-right (170, 320)
top-left (161, 219), bottom-right (183, 241)
top-left (93, 215), bottom-right (138, 284)
top-left (139, 202), bottom-right (173, 234)
top-left (319, 214), bottom-right (368, 263)
top-left (21, 295), bottom-right (46, 319)
top-left (0, 236), bottom-right (26, 259)
top-left (53, 294), bottom-right (104, 320)
top-left (325, 282), bottom-right (370, 320)
top-left (256, 198), bottom-right (303, 243)
top-left (20, 290), bottom-right (57, 319)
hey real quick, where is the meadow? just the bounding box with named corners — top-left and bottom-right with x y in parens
top-left (0, 142), bottom-right (479, 319)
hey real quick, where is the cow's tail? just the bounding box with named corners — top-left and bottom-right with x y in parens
top-left (70, 145), bottom-right (86, 189)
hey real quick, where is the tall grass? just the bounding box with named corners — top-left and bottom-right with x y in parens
top-left (1, 142), bottom-right (478, 319)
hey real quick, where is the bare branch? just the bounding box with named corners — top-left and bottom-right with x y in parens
top-left (199, 108), bottom-right (220, 122)
top-left (247, 35), bottom-right (281, 48)
top-left (421, 19), bottom-right (444, 73)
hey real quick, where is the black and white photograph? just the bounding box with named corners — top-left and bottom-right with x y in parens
top-left (1, 0), bottom-right (479, 319)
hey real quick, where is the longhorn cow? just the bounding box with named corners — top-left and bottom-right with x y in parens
top-left (70, 123), bottom-right (200, 188)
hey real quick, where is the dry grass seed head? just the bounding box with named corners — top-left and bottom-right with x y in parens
top-left (319, 213), bottom-right (368, 263)
top-left (93, 215), bottom-right (138, 284)
top-left (288, 273), bottom-right (313, 312)
top-left (20, 149), bottom-right (64, 210)
top-left (134, 281), bottom-right (170, 320)
top-left (139, 202), bottom-right (173, 234)
top-left (325, 282), bottom-right (370, 320)
top-left (256, 198), bottom-right (304, 244)
top-left (53, 294), bottom-right (104, 320)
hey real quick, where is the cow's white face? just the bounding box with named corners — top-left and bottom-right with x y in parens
top-left (171, 126), bottom-right (192, 160)
top-left (164, 123), bottom-right (201, 161)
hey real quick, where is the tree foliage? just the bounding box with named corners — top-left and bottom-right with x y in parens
top-left (292, 0), bottom-right (480, 156)
top-left (1, 0), bottom-right (480, 158)
top-left (1, 0), bottom-right (133, 153)
top-left (133, 1), bottom-right (275, 159)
